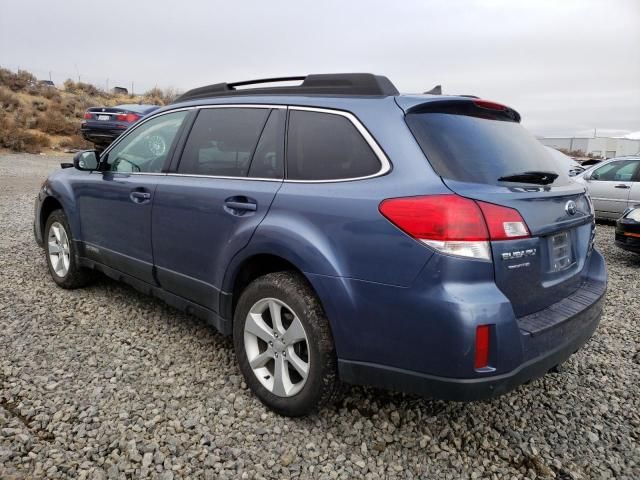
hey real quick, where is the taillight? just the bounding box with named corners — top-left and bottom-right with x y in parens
top-left (83, 112), bottom-right (92, 119)
top-left (116, 113), bottom-right (140, 122)
top-left (474, 325), bottom-right (491, 369)
top-left (379, 194), bottom-right (529, 261)
top-left (477, 201), bottom-right (529, 240)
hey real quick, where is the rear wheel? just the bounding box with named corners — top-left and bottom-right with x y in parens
top-left (233, 272), bottom-right (339, 416)
top-left (44, 210), bottom-right (93, 289)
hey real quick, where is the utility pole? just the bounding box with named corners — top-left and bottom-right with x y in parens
top-left (106, 78), bottom-right (109, 92)
top-left (131, 81), bottom-right (134, 96)
top-left (49, 71), bottom-right (52, 81)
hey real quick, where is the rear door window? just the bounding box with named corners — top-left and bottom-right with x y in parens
top-left (286, 110), bottom-right (381, 180)
top-left (405, 112), bottom-right (570, 186)
top-left (178, 108), bottom-right (270, 177)
top-left (590, 160), bottom-right (639, 182)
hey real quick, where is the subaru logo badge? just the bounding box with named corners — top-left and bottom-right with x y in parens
top-left (565, 200), bottom-right (577, 215)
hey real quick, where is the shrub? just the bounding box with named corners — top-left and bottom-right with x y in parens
top-left (40, 87), bottom-right (61, 101)
top-left (63, 79), bottom-right (103, 97)
top-left (142, 86), bottom-right (180, 105)
top-left (0, 86), bottom-right (20, 112)
top-left (32, 99), bottom-right (47, 112)
top-left (36, 111), bottom-right (78, 136)
top-left (0, 68), bottom-right (37, 91)
top-left (0, 114), bottom-right (51, 153)
top-left (58, 134), bottom-right (92, 150)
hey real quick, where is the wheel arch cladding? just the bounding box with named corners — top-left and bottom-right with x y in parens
top-left (40, 196), bottom-right (64, 235)
top-left (223, 248), bottom-right (356, 359)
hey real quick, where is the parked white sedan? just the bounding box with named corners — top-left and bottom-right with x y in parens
top-left (576, 156), bottom-right (640, 220)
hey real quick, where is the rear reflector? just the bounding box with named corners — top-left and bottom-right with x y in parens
top-left (379, 194), bottom-right (530, 261)
top-left (474, 325), bottom-right (490, 369)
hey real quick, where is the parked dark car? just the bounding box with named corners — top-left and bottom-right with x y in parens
top-left (581, 158), bottom-right (603, 167)
top-left (80, 104), bottom-right (159, 151)
top-left (34, 74), bottom-right (607, 416)
top-left (615, 206), bottom-right (640, 253)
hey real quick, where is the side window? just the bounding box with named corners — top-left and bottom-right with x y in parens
top-left (591, 161), bottom-right (639, 181)
top-left (106, 110), bottom-right (188, 173)
top-left (286, 110), bottom-right (381, 181)
top-left (248, 109), bottom-right (286, 179)
top-left (178, 108), bottom-right (270, 177)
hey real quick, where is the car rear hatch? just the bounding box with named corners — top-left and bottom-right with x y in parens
top-left (399, 97), bottom-right (595, 317)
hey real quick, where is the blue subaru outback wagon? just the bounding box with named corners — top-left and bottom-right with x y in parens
top-left (34, 74), bottom-right (607, 416)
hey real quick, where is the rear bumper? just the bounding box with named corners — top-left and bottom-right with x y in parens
top-left (80, 127), bottom-right (124, 146)
top-left (318, 247), bottom-right (607, 401)
top-left (338, 288), bottom-right (604, 401)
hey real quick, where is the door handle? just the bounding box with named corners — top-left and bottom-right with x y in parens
top-left (224, 196), bottom-right (257, 215)
top-left (225, 201), bottom-right (257, 211)
top-left (130, 191), bottom-right (151, 203)
top-left (614, 184), bottom-right (631, 189)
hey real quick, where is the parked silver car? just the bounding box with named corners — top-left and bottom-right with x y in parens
top-left (576, 156), bottom-right (640, 219)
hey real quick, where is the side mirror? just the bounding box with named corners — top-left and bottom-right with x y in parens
top-left (73, 150), bottom-right (99, 171)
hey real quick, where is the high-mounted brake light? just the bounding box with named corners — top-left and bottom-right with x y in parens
top-left (83, 112), bottom-right (92, 119)
top-left (116, 113), bottom-right (141, 123)
top-left (473, 99), bottom-right (507, 111)
top-left (474, 325), bottom-right (491, 369)
top-left (379, 194), bottom-right (530, 260)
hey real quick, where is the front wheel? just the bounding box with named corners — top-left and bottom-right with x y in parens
top-left (233, 272), bottom-right (339, 416)
top-left (44, 209), bottom-right (93, 289)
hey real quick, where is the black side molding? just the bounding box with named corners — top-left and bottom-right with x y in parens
top-left (79, 257), bottom-right (231, 336)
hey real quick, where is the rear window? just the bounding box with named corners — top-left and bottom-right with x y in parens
top-left (406, 113), bottom-right (569, 186)
top-left (287, 110), bottom-right (381, 180)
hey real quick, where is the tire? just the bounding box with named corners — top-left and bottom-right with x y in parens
top-left (233, 271), bottom-right (339, 416)
top-left (44, 209), bottom-right (93, 289)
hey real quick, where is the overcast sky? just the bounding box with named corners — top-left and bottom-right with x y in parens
top-left (1, 0), bottom-right (639, 137)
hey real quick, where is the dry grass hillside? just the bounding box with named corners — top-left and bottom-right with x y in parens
top-left (0, 68), bottom-right (179, 154)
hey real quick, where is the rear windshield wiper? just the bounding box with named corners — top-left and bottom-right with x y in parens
top-left (498, 171), bottom-right (558, 185)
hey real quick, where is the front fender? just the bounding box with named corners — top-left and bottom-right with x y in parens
top-left (37, 169), bottom-right (84, 243)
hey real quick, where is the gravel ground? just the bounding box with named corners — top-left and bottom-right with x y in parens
top-left (1, 153), bottom-right (639, 480)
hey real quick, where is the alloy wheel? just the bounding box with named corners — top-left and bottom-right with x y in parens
top-left (244, 298), bottom-right (310, 397)
top-left (48, 221), bottom-right (70, 277)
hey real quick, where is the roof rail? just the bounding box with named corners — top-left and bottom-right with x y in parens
top-left (172, 73), bottom-right (399, 103)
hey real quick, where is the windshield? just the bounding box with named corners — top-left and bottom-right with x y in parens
top-left (406, 113), bottom-right (570, 186)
